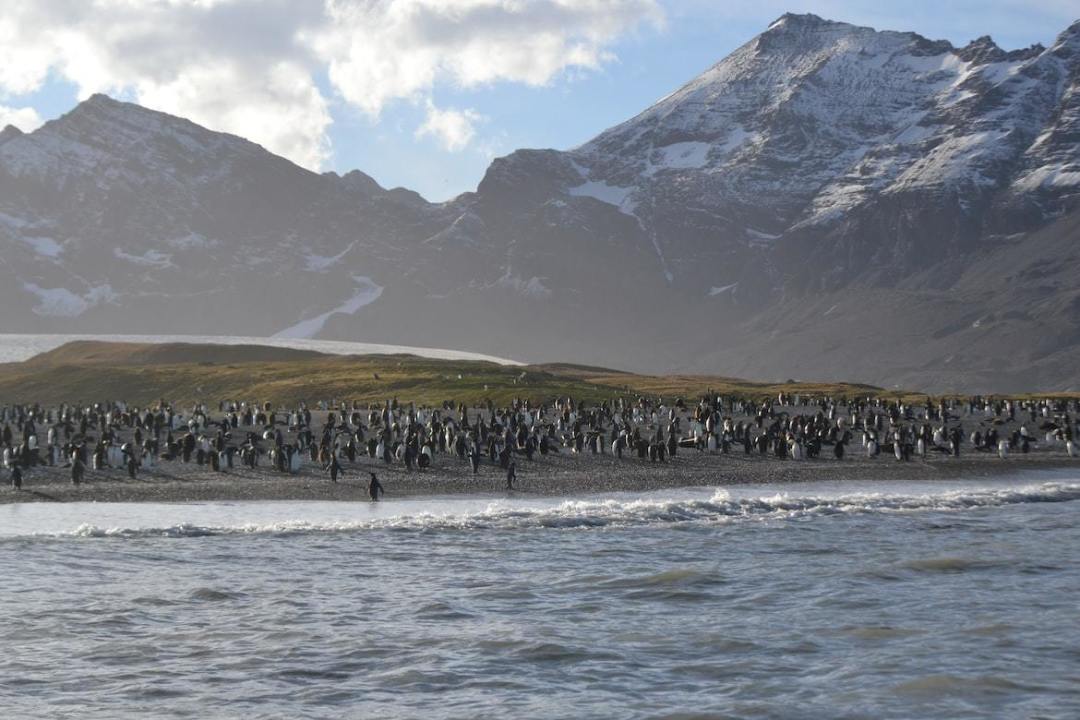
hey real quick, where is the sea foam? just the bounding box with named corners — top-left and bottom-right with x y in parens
top-left (49, 482), bottom-right (1080, 540)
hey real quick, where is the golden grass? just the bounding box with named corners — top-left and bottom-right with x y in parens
top-left (1, 341), bottom-right (1073, 407)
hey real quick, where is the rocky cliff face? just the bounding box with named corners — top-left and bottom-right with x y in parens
top-left (1, 14), bottom-right (1078, 392)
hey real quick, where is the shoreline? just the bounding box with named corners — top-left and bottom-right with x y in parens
top-left (3, 449), bottom-right (1076, 505)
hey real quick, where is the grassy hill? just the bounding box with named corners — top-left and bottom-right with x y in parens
top-left (0, 340), bottom-right (953, 408)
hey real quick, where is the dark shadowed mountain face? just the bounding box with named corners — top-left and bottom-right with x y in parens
top-left (1, 13), bottom-right (1078, 393)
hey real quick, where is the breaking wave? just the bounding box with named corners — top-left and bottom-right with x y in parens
top-left (57, 482), bottom-right (1080, 539)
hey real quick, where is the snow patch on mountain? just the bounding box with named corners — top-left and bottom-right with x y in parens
top-left (166, 233), bottom-right (217, 250)
top-left (745, 228), bottom-right (781, 241)
top-left (495, 270), bottom-right (552, 299)
top-left (114, 247), bottom-right (174, 268)
top-left (568, 179), bottom-right (637, 210)
top-left (273, 276), bottom-right (383, 339)
top-left (305, 240), bottom-right (357, 272)
top-left (23, 283), bottom-right (116, 317)
top-left (655, 141), bottom-right (711, 169)
top-left (1014, 165), bottom-right (1080, 189)
top-left (709, 283), bottom-right (739, 296)
top-left (19, 235), bottom-right (63, 258)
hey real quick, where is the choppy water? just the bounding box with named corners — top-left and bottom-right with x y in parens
top-left (2, 473), bottom-right (1079, 719)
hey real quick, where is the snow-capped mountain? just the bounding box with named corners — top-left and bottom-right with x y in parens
top-left (1, 13), bottom-right (1078, 392)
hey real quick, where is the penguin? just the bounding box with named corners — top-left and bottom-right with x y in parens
top-left (998, 440), bottom-right (1009, 460)
top-left (1067, 440), bottom-right (1076, 458)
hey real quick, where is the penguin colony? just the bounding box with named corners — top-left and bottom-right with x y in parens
top-left (2, 394), bottom-right (1078, 491)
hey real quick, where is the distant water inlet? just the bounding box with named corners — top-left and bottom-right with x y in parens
top-left (1, 474), bottom-right (1079, 719)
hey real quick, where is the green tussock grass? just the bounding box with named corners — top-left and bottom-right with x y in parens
top-left (5, 340), bottom-right (1069, 408)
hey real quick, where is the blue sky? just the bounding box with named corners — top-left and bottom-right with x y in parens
top-left (1, 1), bottom-right (1075, 201)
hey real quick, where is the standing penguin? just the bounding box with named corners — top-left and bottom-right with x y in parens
top-left (1067, 440), bottom-right (1076, 458)
top-left (998, 440), bottom-right (1009, 460)
top-left (368, 472), bottom-right (384, 502)
top-left (327, 455), bottom-right (342, 483)
top-left (469, 443), bottom-right (481, 474)
top-left (71, 455), bottom-right (85, 485)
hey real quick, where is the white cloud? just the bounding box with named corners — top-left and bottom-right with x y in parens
top-left (0, 104), bottom-right (43, 132)
top-left (313, 0), bottom-right (664, 117)
top-left (416, 102), bottom-right (483, 151)
top-left (0, 0), bottom-right (662, 168)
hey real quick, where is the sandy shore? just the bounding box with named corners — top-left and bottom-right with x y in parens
top-left (2, 446), bottom-right (1076, 504)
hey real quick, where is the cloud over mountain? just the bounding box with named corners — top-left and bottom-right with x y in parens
top-left (0, 0), bottom-right (661, 167)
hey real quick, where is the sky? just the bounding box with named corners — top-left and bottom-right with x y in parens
top-left (0, 1), bottom-right (1076, 201)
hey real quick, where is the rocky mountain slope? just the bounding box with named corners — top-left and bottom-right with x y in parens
top-left (1, 13), bottom-right (1078, 392)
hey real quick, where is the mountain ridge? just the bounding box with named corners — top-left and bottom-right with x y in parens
top-left (1, 14), bottom-right (1078, 393)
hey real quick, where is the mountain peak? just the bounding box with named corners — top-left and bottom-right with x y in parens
top-left (957, 35), bottom-right (1004, 63)
top-left (0, 124), bottom-right (24, 146)
top-left (767, 13), bottom-right (833, 30)
top-left (65, 93), bottom-right (171, 125)
top-left (1052, 18), bottom-right (1080, 53)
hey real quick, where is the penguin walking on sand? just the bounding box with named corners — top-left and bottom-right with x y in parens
top-left (368, 472), bottom-right (384, 502)
top-left (327, 455), bottom-right (342, 483)
top-left (71, 454), bottom-right (85, 485)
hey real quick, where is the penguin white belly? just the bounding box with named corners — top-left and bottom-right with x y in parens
top-left (1067, 441), bottom-right (1076, 458)
top-left (998, 441), bottom-right (1009, 459)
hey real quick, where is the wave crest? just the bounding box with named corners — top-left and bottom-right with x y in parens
top-left (55, 482), bottom-right (1080, 539)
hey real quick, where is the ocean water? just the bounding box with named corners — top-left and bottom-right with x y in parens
top-left (2, 473), bottom-right (1079, 719)
top-left (0, 333), bottom-right (522, 366)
